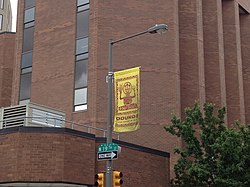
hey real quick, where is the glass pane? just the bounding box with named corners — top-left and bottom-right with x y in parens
top-left (77, 10), bottom-right (89, 38)
top-left (21, 52), bottom-right (33, 69)
top-left (76, 53), bottom-right (88, 61)
top-left (74, 105), bottom-right (87, 111)
top-left (75, 59), bottom-right (88, 89)
top-left (19, 99), bottom-right (30, 105)
top-left (25, 0), bottom-right (35, 9)
top-left (24, 21), bottom-right (35, 28)
top-left (19, 73), bottom-right (32, 100)
top-left (78, 4), bottom-right (89, 12)
top-left (74, 88), bottom-right (87, 106)
top-left (77, 0), bottom-right (89, 6)
top-left (23, 26), bottom-right (34, 52)
top-left (24, 8), bottom-right (35, 23)
top-left (76, 37), bottom-right (88, 55)
top-left (21, 67), bottom-right (32, 74)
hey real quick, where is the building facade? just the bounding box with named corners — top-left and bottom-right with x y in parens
top-left (0, 0), bottom-right (12, 32)
top-left (1, 0), bottom-right (250, 186)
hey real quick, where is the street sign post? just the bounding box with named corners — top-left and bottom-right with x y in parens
top-left (97, 143), bottom-right (119, 161)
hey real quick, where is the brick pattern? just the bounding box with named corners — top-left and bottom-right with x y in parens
top-left (0, 129), bottom-right (170, 187)
top-left (240, 14), bottom-right (250, 124)
top-left (203, 0), bottom-right (227, 110)
top-left (223, 0), bottom-right (245, 126)
top-left (0, 33), bottom-right (15, 107)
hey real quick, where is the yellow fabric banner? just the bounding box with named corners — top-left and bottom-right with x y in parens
top-left (114, 67), bottom-right (140, 132)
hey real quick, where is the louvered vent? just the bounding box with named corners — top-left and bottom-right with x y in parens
top-left (2, 105), bottom-right (27, 128)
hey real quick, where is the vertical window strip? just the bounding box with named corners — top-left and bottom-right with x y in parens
top-left (74, 0), bottom-right (89, 111)
top-left (0, 14), bottom-right (2, 30)
top-left (19, 0), bottom-right (36, 104)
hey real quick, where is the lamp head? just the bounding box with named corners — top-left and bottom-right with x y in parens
top-left (147, 24), bottom-right (168, 34)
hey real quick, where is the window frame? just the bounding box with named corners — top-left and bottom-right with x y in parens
top-left (74, 1), bottom-right (90, 112)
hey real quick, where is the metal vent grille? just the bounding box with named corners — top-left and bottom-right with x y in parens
top-left (2, 105), bottom-right (27, 128)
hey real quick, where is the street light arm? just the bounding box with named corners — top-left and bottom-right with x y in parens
top-left (111, 30), bottom-right (149, 44)
top-left (111, 24), bottom-right (168, 44)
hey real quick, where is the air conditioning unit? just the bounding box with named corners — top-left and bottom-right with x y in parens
top-left (0, 103), bottom-right (65, 129)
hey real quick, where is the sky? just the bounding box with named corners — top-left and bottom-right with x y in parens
top-left (10, 0), bottom-right (18, 32)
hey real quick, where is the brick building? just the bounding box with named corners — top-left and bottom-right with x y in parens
top-left (1, 0), bottom-right (250, 186)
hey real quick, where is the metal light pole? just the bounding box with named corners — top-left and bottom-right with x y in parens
top-left (106, 24), bottom-right (168, 187)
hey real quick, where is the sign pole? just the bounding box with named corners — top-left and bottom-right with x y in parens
top-left (106, 39), bottom-right (113, 187)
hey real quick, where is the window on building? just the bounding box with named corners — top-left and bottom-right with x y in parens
top-left (25, 0), bottom-right (35, 10)
top-left (19, 0), bottom-right (36, 104)
top-left (77, 9), bottom-right (89, 38)
top-left (24, 7), bottom-right (35, 23)
top-left (0, 14), bottom-right (2, 30)
top-left (0, 0), bottom-right (3, 9)
top-left (19, 73), bottom-right (32, 101)
top-left (74, 0), bottom-right (89, 111)
top-left (23, 26), bottom-right (34, 52)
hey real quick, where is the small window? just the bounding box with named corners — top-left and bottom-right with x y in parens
top-left (75, 58), bottom-right (88, 89)
top-left (25, 0), bottom-right (35, 10)
top-left (77, 9), bottom-right (89, 38)
top-left (77, 0), bottom-right (89, 7)
top-left (24, 7), bottom-right (35, 23)
top-left (23, 26), bottom-right (34, 52)
top-left (76, 53), bottom-right (88, 61)
top-left (0, 14), bottom-right (2, 30)
top-left (74, 88), bottom-right (87, 106)
top-left (19, 73), bottom-right (32, 100)
top-left (24, 21), bottom-right (35, 28)
top-left (76, 37), bottom-right (88, 55)
top-left (21, 52), bottom-right (33, 69)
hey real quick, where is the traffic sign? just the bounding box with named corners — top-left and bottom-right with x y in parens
top-left (97, 151), bottom-right (118, 161)
top-left (98, 143), bottom-right (118, 153)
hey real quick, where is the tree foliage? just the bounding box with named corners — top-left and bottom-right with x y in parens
top-left (165, 103), bottom-right (250, 187)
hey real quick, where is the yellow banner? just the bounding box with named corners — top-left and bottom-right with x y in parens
top-left (114, 67), bottom-right (140, 132)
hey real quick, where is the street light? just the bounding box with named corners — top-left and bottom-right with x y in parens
top-left (106, 23), bottom-right (168, 187)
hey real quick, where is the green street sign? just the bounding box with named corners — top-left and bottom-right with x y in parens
top-left (98, 143), bottom-right (118, 153)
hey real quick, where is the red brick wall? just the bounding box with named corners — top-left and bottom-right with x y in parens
top-left (0, 127), bottom-right (170, 187)
top-left (0, 33), bottom-right (15, 107)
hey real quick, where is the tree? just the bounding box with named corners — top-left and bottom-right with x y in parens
top-left (165, 103), bottom-right (250, 187)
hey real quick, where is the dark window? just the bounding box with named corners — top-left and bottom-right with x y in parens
top-left (76, 37), bottom-right (88, 55)
top-left (75, 58), bottom-right (88, 89)
top-left (21, 52), bottom-right (33, 69)
top-left (23, 26), bottom-right (34, 52)
top-left (77, 9), bottom-right (89, 38)
top-left (25, 0), bottom-right (35, 10)
top-left (19, 73), bottom-right (32, 100)
top-left (24, 7), bottom-right (35, 23)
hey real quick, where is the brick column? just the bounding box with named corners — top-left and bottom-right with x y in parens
top-left (179, 0), bottom-right (205, 117)
top-left (222, 0), bottom-right (245, 126)
top-left (202, 0), bottom-right (227, 109)
top-left (240, 13), bottom-right (250, 124)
